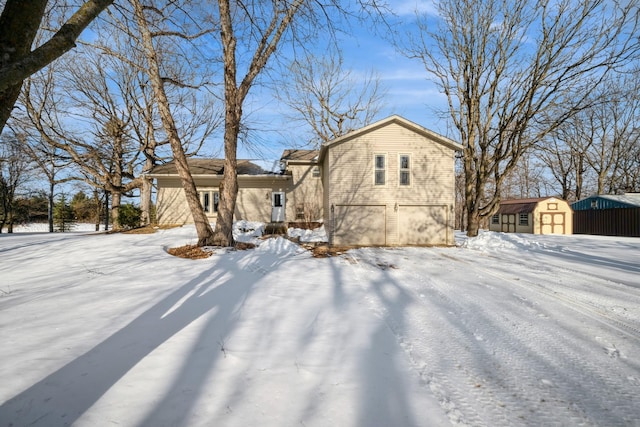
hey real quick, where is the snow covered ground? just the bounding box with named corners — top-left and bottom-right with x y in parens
top-left (1, 225), bottom-right (639, 426)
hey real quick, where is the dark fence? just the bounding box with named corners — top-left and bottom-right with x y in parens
top-left (573, 207), bottom-right (640, 237)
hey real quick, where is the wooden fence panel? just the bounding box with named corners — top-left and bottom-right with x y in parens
top-left (573, 207), bottom-right (640, 237)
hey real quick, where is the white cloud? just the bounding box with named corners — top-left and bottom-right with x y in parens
top-left (390, 0), bottom-right (438, 16)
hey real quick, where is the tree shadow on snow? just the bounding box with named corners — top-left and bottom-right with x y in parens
top-left (0, 249), bottom-right (281, 427)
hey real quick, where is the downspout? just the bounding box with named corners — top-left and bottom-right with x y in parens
top-left (330, 203), bottom-right (334, 246)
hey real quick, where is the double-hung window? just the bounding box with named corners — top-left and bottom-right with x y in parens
top-left (199, 190), bottom-right (219, 214)
top-left (374, 154), bottom-right (386, 185)
top-left (399, 154), bottom-right (411, 186)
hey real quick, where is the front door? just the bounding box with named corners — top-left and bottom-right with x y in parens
top-left (271, 191), bottom-right (285, 222)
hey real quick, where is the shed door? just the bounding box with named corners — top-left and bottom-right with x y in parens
top-left (271, 192), bottom-right (285, 222)
top-left (398, 205), bottom-right (447, 245)
top-left (501, 214), bottom-right (516, 232)
top-left (540, 212), bottom-right (565, 234)
top-left (333, 205), bottom-right (386, 246)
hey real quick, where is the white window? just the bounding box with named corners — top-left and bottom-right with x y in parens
top-left (519, 213), bottom-right (529, 226)
top-left (312, 166), bottom-right (320, 178)
top-left (199, 190), bottom-right (219, 214)
top-left (399, 154), bottom-right (411, 186)
top-left (374, 154), bottom-right (386, 185)
top-left (491, 214), bottom-right (499, 224)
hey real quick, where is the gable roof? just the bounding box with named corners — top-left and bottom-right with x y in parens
top-left (281, 149), bottom-right (319, 162)
top-left (497, 197), bottom-right (560, 214)
top-left (147, 158), bottom-right (266, 176)
top-left (318, 115), bottom-right (462, 162)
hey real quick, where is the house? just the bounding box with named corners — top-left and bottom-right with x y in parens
top-left (489, 197), bottom-right (573, 235)
top-left (148, 159), bottom-right (291, 225)
top-left (147, 115), bottom-right (462, 246)
top-left (571, 193), bottom-right (640, 237)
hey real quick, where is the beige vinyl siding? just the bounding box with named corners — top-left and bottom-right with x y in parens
top-left (326, 122), bottom-right (456, 245)
top-left (285, 163), bottom-right (323, 221)
top-left (156, 178), bottom-right (192, 224)
top-left (154, 176), bottom-right (291, 225)
top-left (333, 205), bottom-right (386, 246)
top-left (398, 205), bottom-right (449, 245)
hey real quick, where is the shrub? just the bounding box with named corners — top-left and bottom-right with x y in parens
top-left (118, 203), bottom-right (142, 229)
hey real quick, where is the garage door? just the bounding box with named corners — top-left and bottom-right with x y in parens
top-left (540, 212), bottom-right (565, 234)
top-left (333, 205), bottom-right (386, 246)
top-left (398, 205), bottom-right (447, 245)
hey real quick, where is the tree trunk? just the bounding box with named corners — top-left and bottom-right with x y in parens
top-left (132, 0), bottom-right (215, 246)
top-left (7, 208), bottom-right (13, 233)
top-left (93, 189), bottom-right (100, 231)
top-left (104, 191), bottom-right (110, 231)
top-left (0, 0), bottom-right (114, 132)
top-left (111, 191), bottom-right (121, 230)
top-left (466, 204), bottom-right (481, 237)
top-left (212, 120), bottom-right (240, 246)
top-left (48, 180), bottom-right (54, 232)
top-left (140, 176), bottom-right (152, 225)
top-left (0, 0), bottom-right (47, 131)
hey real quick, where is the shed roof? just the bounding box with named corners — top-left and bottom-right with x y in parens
top-left (147, 158), bottom-right (266, 176)
top-left (497, 197), bottom-right (558, 214)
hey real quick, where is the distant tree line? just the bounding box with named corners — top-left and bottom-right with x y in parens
top-left (0, 188), bottom-right (144, 233)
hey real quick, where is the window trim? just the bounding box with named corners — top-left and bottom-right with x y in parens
top-left (519, 213), bottom-right (529, 226)
top-left (374, 154), bottom-right (386, 186)
top-left (491, 214), bottom-right (500, 224)
top-left (199, 190), bottom-right (219, 214)
top-left (399, 154), bottom-right (411, 186)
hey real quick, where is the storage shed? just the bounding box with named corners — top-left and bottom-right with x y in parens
top-left (571, 193), bottom-right (640, 237)
top-left (489, 197), bottom-right (573, 235)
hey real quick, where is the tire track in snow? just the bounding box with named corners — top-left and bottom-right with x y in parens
top-left (343, 250), bottom-right (481, 426)
top-left (442, 252), bottom-right (640, 341)
top-left (344, 248), bottom-right (640, 427)
top-left (426, 251), bottom-right (640, 425)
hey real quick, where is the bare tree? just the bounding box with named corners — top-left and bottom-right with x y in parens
top-left (21, 65), bottom-right (141, 230)
top-left (211, 0), bottom-right (382, 246)
top-left (539, 70), bottom-right (640, 199)
top-left (14, 4), bottom-right (220, 230)
top-left (15, 133), bottom-right (74, 232)
top-left (277, 50), bottom-right (386, 148)
top-left (211, 0), bottom-right (313, 246)
top-left (538, 128), bottom-right (580, 201)
top-left (408, 0), bottom-right (640, 236)
top-left (0, 0), bottom-right (114, 132)
top-left (130, 0), bottom-right (220, 245)
top-left (582, 74), bottom-right (640, 194)
top-left (89, 6), bottom-right (221, 226)
top-left (0, 134), bottom-right (34, 232)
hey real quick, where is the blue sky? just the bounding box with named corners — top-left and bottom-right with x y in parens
top-left (230, 0), bottom-right (455, 162)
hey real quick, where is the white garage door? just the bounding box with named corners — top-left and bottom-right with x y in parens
top-left (398, 205), bottom-right (447, 245)
top-left (333, 205), bottom-right (386, 246)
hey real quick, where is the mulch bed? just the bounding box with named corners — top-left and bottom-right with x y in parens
top-left (167, 245), bottom-right (213, 259)
top-left (303, 243), bottom-right (354, 258)
top-left (167, 241), bottom-right (256, 260)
